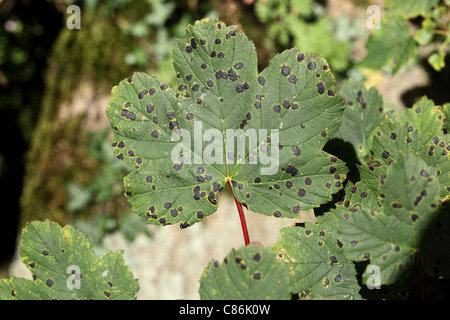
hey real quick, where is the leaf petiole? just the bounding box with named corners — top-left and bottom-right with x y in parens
top-left (227, 180), bottom-right (250, 246)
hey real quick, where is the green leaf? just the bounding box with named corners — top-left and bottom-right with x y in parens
top-left (359, 16), bottom-right (419, 73)
top-left (334, 81), bottom-right (385, 161)
top-left (428, 52), bottom-right (446, 72)
top-left (369, 117), bottom-right (449, 201)
top-left (385, 0), bottom-right (440, 18)
top-left (401, 96), bottom-right (445, 145)
top-left (106, 19), bottom-right (347, 228)
top-left (198, 243), bottom-right (290, 300)
top-left (337, 180), bottom-right (379, 212)
top-left (337, 153), bottom-right (442, 286)
top-left (273, 214), bottom-right (361, 299)
top-left (0, 220), bottom-right (139, 300)
top-left (440, 103), bottom-right (450, 134)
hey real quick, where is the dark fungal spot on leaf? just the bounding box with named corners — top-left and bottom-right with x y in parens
top-left (297, 53), bottom-right (305, 62)
top-left (146, 104), bottom-right (155, 114)
top-left (390, 132), bottom-right (398, 140)
top-left (273, 210), bottom-right (282, 217)
top-left (325, 182), bottom-right (331, 189)
top-left (217, 52), bottom-right (225, 59)
top-left (234, 61), bottom-right (244, 69)
top-left (288, 74), bottom-right (297, 84)
top-left (304, 177), bottom-right (312, 185)
top-left (317, 82), bottom-right (325, 94)
top-left (281, 65), bottom-right (291, 76)
top-left (292, 145), bottom-right (301, 156)
top-left (411, 213), bottom-right (419, 222)
top-left (164, 202), bottom-right (172, 209)
top-left (254, 177), bottom-right (261, 183)
top-left (284, 165), bottom-right (298, 177)
top-left (420, 169), bottom-right (429, 177)
top-left (307, 61), bottom-right (317, 70)
top-left (297, 188), bottom-right (306, 197)
top-left (46, 279), bottom-right (54, 287)
top-left (42, 250), bottom-right (49, 256)
top-left (382, 150), bottom-right (390, 159)
top-left (225, 30), bottom-right (236, 40)
top-left (125, 111), bottom-right (136, 121)
top-left (258, 76), bottom-right (266, 86)
top-left (196, 211), bottom-right (204, 219)
top-left (186, 45), bottom-right (193, 53)
top-left (138, 89), bottom-right (148, 99)
top-left (214, 38), bottom-right (221, 45)
top-left (273, 104), bottom-right (281, 113)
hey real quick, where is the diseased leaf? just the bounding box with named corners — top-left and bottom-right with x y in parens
top-left (337, 153), bottom-right (444, 286)
top-left (369, 119), bottom-right (450, 201)
top-left (0, 220), bottom-right (139, 300)
top-left (337, 180), bottom-right (379, 212)
top-left (106, 19), bottom-right (347, 228)
top-left (401, 96), bottom-right (445, 145)
top-left (334, 81), bottom-right (385, 161)
top-left (273, 213), bottom-right (361, 300)
top-left (198, 243), bottom-right (290, 300)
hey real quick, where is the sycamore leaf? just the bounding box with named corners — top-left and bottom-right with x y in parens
top-left (198, 243), bottom-right (290, 300)
top-left (337, 153), bottom-right (446, 286)
top-left (273, 213), bottom-right (361, 299)
top-left (334, 81), bottom-right (385, 161)
top-left (368, 118), bottom-right (450, 201)
top-left (106, 19), bottom-right (347, 228)
top-left (337, 180), bottom-right (379, 212)
top-left (0, 220), bottom-right (139, 300)
top-left (401, 96), bottom-right (445, 145)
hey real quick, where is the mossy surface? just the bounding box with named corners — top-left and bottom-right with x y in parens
top-left (19, 12), bottom-right (135, 228)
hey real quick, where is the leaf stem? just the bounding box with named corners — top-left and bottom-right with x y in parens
top-left (227, 180), bottom-right (250, 246)
top-left (415, 251), bottom-right (426, 300)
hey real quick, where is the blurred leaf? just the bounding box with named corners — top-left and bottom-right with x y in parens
top-left (66, 181), bottom-right (92, 213)
top-left (359, 16), bottom-right (419, 74)
top-left (428, 51), bottom-right (446, 71)
top-left (385, 0), bottom-right (440, 18)
top-left (414, 18), bottom-right (436, 45)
